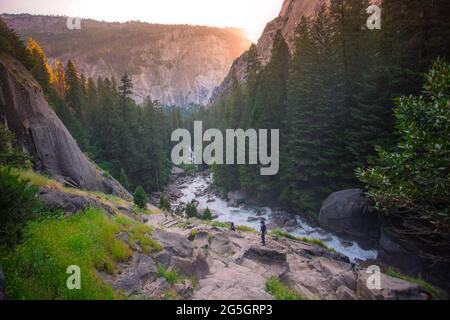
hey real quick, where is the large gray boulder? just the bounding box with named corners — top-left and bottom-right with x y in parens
top-left (318, 189), bottom-right (380, 249)
top-left (0, 55), bottom-right (130, 199)
top-left (152, 230), bottom-right (194, 258)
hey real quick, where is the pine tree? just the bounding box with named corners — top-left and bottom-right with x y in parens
top-left (133, 186), bottom-right (148, 209)
top-left (27, 38), bottom-right (52, 93)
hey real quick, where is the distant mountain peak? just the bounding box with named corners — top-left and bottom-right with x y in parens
top-left (1, 13), bottom-right (251, 107)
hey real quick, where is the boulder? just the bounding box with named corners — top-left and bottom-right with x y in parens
top-left (152, 230), bottom-right (193, 258)
top-left (38, 187), bottom-right (115, 214)
top-left (336, 285), bottom-right (357, 300)
top-left (171, 167), bottom-right (185, 176)
top-left (242, 246), bottom-right (287, 266)
top-left (113, 254), bottom-right (157, 295)
top-left (0, 55), bottom-right (130, 199)
top-left (318, 189), bottom-right (380, 249)
top-left (0, 263), bottom-right (5, 300)
top-left (170, 253), bottom-right (209, 279)
top-left (356, 270), bottom-right (429, 300)
top-left (227, 190), bottom-right (248, 207)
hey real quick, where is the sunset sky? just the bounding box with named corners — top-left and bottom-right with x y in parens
top-left (0, 0), bottom-right (285, 42)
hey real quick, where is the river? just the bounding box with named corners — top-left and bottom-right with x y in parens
top-left (175, 173), bottom-right (378, 262)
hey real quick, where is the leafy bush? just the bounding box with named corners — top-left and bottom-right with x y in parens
top-left (185, 203), bottom-right (198, 218)
top-left (265, 277), bottom-right (305, 300)
top-left (357, 59), bottom-right (450, 260)
top-left (0, 167), bottom-right (41, 247)
top-left (201, 207), bottom-right (212, 220)
top-left (133, 186), bottom-right (148, 209)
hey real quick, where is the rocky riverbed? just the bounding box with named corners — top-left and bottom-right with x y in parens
top-left (159, 170), bottom-right (378, 263)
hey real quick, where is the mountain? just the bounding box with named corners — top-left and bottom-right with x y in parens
top-left (0, 53), bottom-right (129, 198)
top-left (1, 14), bottom-right (251, 107)
top-left (210, 0), bottom-right (323, 103)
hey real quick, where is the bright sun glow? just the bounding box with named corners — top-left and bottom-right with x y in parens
top-left (0, 0), bottom-right (285, 42)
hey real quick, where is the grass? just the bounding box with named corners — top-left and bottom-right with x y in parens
top-left (156, 264), bottom-right (182, 284)
top-left (236, 225), bottom-right (257, 233)
top-left (1, 208), bottom-right (132, 299)
top-left (209, 221), bottom-right (230, 229)
top-left (271, 229), bottom-right (331, 250)
top-left (386, 268), bottom-right (446, 300)
top-left (265, 277), bottom-right (305, 300)
top-left (115, 215), bottom-right (163, 254)
top-left (11, 168), bottom-right (60, 188)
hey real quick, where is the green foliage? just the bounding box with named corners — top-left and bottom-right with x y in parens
top-left (185, 202), bottom-right (199, 218)
top-left (265, 277), bottom-right (305, 300)
top-left (156, 264), bottom-right (182, 284)
top-left (0, 125), bottom-right (31, 168)
top-left (1, 208), bottom-right (131, 299)
top-left (201, 207), bottom-right (213, 220)
top-left (357, 60), bottom-right (450, 260)
top-left (0, 167), bottom-right (41, 247)
top-left (133, 186), bottom-right (148, 209)
top-left (158, 195), bottom-right (171, 212)
top-left (115, 215), bottom-right (163, 253)
top-left (0, 17), bottom-right (32, 69)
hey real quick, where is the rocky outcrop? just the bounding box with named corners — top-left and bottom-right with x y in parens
top-left (356, 270), bottom-right (429, 300)
top-left (318, 189), bottom-right (380, 249)
top-left (227, 190), bottom-right (248, 207)
top-left (0, 54), bottom-right (130, 198)
top-left (210, 0), bottom-right (322, 103)
top-left (2, 14), bottom-right (251, 107)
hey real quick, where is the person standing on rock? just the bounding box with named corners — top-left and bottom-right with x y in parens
top-left (230, 222), bottom-right (236, 232)
top-left (260, 220), bottom-right (267, 246)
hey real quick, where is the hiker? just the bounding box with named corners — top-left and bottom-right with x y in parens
top-left (260, 220), bottom-right (267, 246)
top-left (230, 222), bottom-right (236, 232)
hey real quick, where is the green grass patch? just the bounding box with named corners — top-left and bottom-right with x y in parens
top-left (266, 277), bottom-right (305, 300)
top-left (271, 229), bottom-right (331, 250)
top-left (1, 208), bottom-right (132, 299)
top-left (156, 264), bottom-right (182, 284)
top-left (115, 215), bottom-right (163, 253)
top-left (11, 168), bottom-right (60, 188)
top-left (209, 221), bottom-right (230, 229)
top-left (236, 225), bottom-right (257, 233)
top-left (386, 268), bottom-right (446, 300)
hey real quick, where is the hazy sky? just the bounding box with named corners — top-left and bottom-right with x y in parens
top-left (0, 0), bottom-right (285, 42)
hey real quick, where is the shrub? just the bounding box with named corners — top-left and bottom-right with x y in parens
top-left (0, 167), bottom-right (41, 247)
top-left (133, 186), bottom-right (148, 209)
top-left (201, 207), bottom-right (212, 220)
top-left (357, 59), bottom-right (450, 261)
top-left (265, 277), bottom-right (305, 300)
top-left (185, 203), bottom-right (198, 218)
top-left (159, 195), bottom-right (171, 212)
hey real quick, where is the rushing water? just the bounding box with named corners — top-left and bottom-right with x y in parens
top-left (177, 174), bottom-right (378, 262)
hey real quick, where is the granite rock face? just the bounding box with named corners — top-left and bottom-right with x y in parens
top-left (2, 14), bottom-right (251, 107)
top-left (210, 0), bottom-right (322, 103)
top-left (0, 55), bottom-right (130, 198)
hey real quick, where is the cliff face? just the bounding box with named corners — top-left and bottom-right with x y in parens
top-left (1, 14), bottom-right (251, 107)
top-left (0, 54), bottom-right (130, 198)
top-left (209, 0), bottom-right (323, 103)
